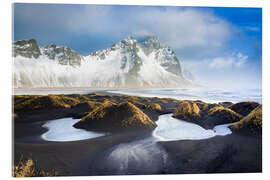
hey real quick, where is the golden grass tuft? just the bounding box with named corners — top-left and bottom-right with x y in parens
top-left (147, 103), bottom-right (162, 111)
top-left (173, 101), bottom-right (200, 120)
top-left (208, 106), bottom-right (241, 117)
top-left (207, 106), bottom-right (242, 123)
top-left (12, 113), bottom-right (18, 120)
top-left (231, 105), bottom-right (262, 134)
top-left (13, 157), bottom-right (57, 177)
top-left (119, 102), bottom-right (157, 128)
top-left (77, 101), bottom-right (156, 131)
top-left (81, 100), bottom-right (115, 121)
top-left (15, 95), bottom-right (80, 111)
top-left (228, 101), bottom-right (260, 116)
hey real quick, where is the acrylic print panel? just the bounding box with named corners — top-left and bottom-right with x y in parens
top-left (12, 3), bottom-right (262, 177)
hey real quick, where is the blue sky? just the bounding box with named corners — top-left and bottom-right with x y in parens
top-left (13, 3), bottom-right (262, 89)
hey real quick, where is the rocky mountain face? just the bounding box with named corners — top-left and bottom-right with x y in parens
top-left (13, 39), bottom-right (41, 59)
top-left (13, 39), bottom-right (82, 66)
top-left (40, 45), bottom-right (82, 66)
top-left (88, 37), bottom-right (183, 77)
top-left (139, 37), bottom-right (182, 76)
top-left (13, 37), bottom-right (192, 88)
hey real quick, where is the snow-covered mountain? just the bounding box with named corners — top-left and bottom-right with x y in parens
top-left (13, 37), bottom-right (192, 88)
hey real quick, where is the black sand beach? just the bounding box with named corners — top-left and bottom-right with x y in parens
top-left (13, 93), bottom-right (262, 176)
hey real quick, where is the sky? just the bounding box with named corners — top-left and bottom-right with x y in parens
top-left (13, 3), bottom-right (262, 89)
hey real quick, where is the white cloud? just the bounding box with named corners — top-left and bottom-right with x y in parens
top-left (63, 6), bottom-right (232, 51)
top-left (15, 4), bottom-right (233, 57)
top-left (210, 57), bottom-right (234, 68)
top-left (132, 8), bottom-right (231, 50)
top-left (209, 52), bottom-right (248, 69)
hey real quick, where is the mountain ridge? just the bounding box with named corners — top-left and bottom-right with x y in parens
top-left (13, 37), bottom-right (194, 88)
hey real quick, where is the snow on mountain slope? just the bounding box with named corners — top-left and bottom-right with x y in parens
top-left (13, 37), bottom-right (192, 88)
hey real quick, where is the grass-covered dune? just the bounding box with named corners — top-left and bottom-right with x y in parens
top-left (13, 93), bottom-right (179, 132)
top-left (172, 100), bottom-right (243, 129)
top-left (13, 93), bottom-right (262, 135)
top-left (230, 105), bottom-right (262, 135)
top-left (74, 101), bottom-right (157, 132)
top-left (13, 93), bottom-right (262, 176)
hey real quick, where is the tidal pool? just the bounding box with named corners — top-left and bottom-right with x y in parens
top-left (153, 113), bottom-right (232, 141)
top-left (41, 118), bottom-right (105, 142)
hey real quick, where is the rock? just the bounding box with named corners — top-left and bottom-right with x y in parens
top-left (229, 102), bottom-right (260, 116)
top-left (13, 37), bottom-right (191, 88)
top-left (138, 36), bottom-right (182, 76)
top-left (230, 105), bottom-right (262, 135)
top-left (13, 39), bottom-right (41, 59)
top-left (74, 101), bottom-right (157, 132)
top-left (41, 45), bottom-right (82, 66)
top-left (172, 101), bottom-right (201, 121)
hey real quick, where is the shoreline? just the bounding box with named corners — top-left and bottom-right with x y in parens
top-left (13, 88), bottom-right (262, 104)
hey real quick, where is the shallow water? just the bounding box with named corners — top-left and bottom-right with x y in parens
top-left (99, 113), bottom-right (232, 174)
top-left (41, 114), bottom-right (232, 143)
top-left (14, 87), bottom-right (261, 103)
top-left (108, 88), bottom-right (262, 103)
top-left (153, 114), bottom-right (232, 141)
top-left (41, 118), bottom-right (105, 142)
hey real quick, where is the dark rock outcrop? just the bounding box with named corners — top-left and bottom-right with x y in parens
top-left (42, 45), bottom-right (82, 66)
top-left (13, 39), bottom-right (82, 66)
top-left (13, 39), bottom-right (41, 59)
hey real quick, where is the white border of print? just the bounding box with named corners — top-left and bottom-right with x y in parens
top-left (1, 0), bottom-right (269, 180)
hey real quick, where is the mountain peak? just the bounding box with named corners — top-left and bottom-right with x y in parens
top-left (13, 37), bottom-right (192, 88)
top-left (13, 39), bottom-right (41, 59)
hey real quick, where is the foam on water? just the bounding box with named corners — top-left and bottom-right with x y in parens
top-left (41, 118), bottom-right (105, 142)
top-left (108, 88), bottom-right (262, 103)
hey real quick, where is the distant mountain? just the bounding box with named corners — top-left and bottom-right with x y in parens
top-left (13, 39), bottom-right (82, 66)
top-left (13, 37), bottom-right (192, 88)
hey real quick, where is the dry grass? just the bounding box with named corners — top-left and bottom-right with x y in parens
top-left (147, 103), bottom-right (162, 111)
top-left (81, 101), bottom-right (115, 121)
top-left (13, 157), bottom-right (57, 177)
top-left (120, 102), bottom-right (157, 128)
top-left (228, 101), bottom-right (260, 116)
top-left (173, 101), bottom-right (201, 119)
top-left (67, 94), bottom-right (91, 102)
top-left (15, 95), bottom-right (80, 111)
top-left (231, 105), bottom-right (262, 134)
top-left (207, 106), bottom-right (242, 123)
top-left (77, 101), bottom-right (156, 131)
top-left (12, 113), bottom-right (18, 120)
